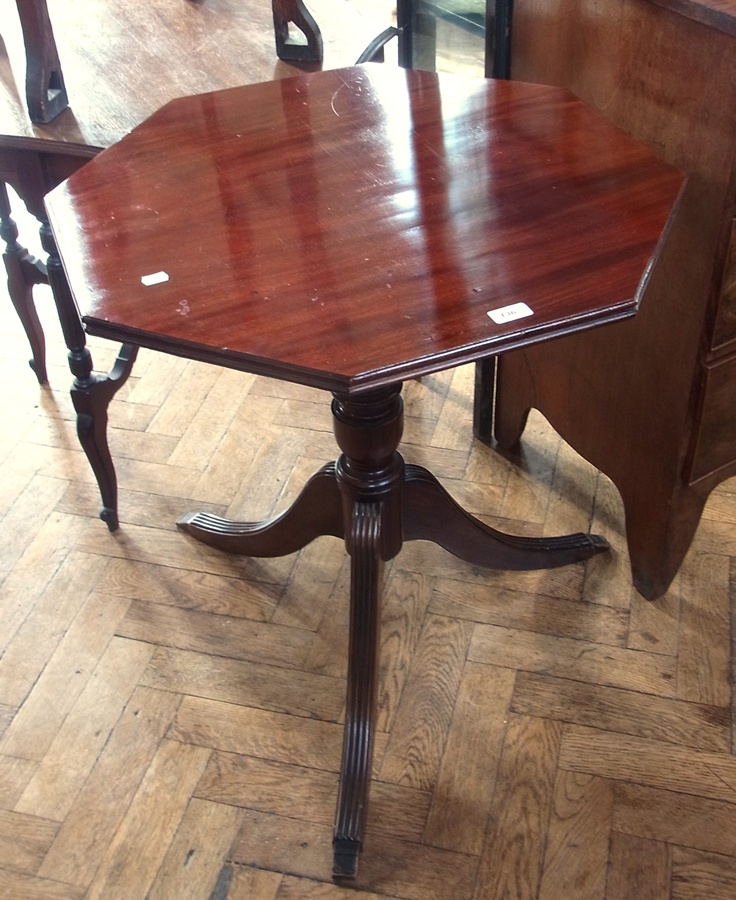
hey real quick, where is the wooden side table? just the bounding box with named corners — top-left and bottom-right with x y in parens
top-left (46, 66), bottom-right (683, 877)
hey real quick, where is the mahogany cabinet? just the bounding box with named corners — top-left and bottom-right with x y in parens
top-left (481, 0), bottom-right (736, 598)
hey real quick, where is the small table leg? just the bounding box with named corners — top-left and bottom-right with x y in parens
top-left (1, 181), bottom-right (48, 383)
top-left (15, 0), bottom-right (69, 124)
top-left (177, 381), bottom-right (608, 878)
top-left (271, 0), bottom-right (323, 62)
top-left (42, 219), bottom-right (137, 530)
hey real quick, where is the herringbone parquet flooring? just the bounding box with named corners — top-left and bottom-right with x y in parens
top-left (2, 188), bottom-right (736, 897)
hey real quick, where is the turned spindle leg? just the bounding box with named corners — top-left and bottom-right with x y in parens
top-left (42, 217), bottom-right (137, 530)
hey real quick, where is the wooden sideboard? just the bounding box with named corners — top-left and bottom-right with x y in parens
top-left (477, 0), bottom-right (736, 599)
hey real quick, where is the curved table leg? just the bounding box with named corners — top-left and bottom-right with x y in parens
top-left (272, 0), bottom-right (323, 62)
top-left (71, 343), bottom-right (138, 531)
top-left (1, 182), bottom-right (48, 383)
top-left (178, 462), bottom-right (343, 555)
top-left (403, 463), bottom-right (608, 569)
top-left (43, 219), bottom-right (136, 530)
top-left (333, 501), bottom-right (383, 879)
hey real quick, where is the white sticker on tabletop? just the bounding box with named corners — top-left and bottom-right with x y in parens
top-left (487, 302), bottom-right (534, 325)
top-left (141, 271), bottom-right (169, 286)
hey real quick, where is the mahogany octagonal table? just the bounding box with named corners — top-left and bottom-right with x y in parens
top-left (45, 65), bottom-right (684, 879)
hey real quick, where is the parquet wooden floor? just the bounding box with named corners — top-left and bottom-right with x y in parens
top-left (2, 61), bottom-right (736, 897)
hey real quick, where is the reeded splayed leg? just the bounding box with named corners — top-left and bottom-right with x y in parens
top-left (178, 463), bottom-right (344, 555)
top-left (402, 464), bottom-right (608, 569)
top-left (42, 217), bottom-right (136, 530)
top-left (332, 501), bottom-right (383, 879)
top-left (330, 387), bottom-right (404, 879)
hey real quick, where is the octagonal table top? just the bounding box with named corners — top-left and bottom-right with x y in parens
top-left (46, 65), bottom-right (685, 393)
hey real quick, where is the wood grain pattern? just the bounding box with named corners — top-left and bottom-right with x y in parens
top-left (537, 772), bottom-right (613, 900)
top-left (84, 739), bottom-right (211, 899)
top-left (37, 685), bottom-right (182, 887)
top-left (473, 715), bottom-right (563, 899)
top-left (46, 67), bottom-right (683, 394)
top-left (607, 831), bottom-right (672, 900)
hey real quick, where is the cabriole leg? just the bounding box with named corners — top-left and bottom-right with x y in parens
top-left (42, 216), bottom-right (136, 530)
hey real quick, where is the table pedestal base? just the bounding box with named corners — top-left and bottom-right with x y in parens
top-left (177, 383), bottom-right (607, 878)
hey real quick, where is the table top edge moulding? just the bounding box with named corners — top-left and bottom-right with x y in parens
top-left (45, 65), bottom-right (686, 396)
top-left (44, 64), bottom-right (685, 879)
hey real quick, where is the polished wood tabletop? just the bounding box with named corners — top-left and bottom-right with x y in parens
top-left (46, 65), bottom-right (684, 394)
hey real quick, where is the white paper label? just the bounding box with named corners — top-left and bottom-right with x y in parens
top-left (487, 302), bottom-right (534, 324)
top-left (141, 271), bottom-right (169, 286)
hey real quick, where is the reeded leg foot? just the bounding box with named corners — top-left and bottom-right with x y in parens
top-left (402, 463), bottom-right (608, 570)
top-left (333, 838), bottom-right (361, 880)
top-left (178, 463), bottom-right (343, 555)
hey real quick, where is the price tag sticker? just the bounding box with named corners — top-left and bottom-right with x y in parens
top-left (487, 302), bottom-right (534, 325)
top-left (141, 271), bottom-right (169, 286)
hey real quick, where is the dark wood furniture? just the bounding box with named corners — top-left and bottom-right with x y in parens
top-left (473, 0), bottom-right (736, 600)
top-left (1, 1), bottom-right (72, 381)
top-left (13, 0), bottom-right (68, 123)
top-left (272, 0), bottom-right (509, 77)
top-left (272, 0), bottom-right (324, 61)
top-left (45, 66), bottom-right (683, 877)
top-left (1, 139), bottom-right (97, 382)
